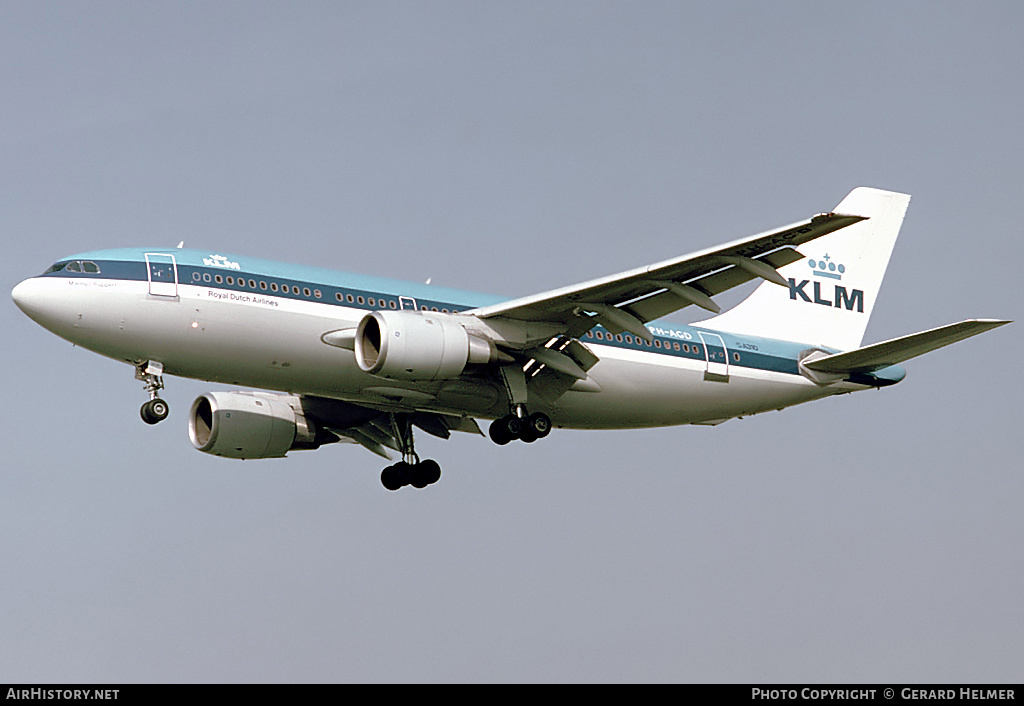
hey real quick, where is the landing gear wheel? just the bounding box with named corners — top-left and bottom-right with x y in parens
top-left (488, 420), bottom-right (510, 445)
top-left (150, 398), bottom-right (169, 421)
top-left (381, 461), bottom-right (413, 490)
top-left (419, 459), bottom-right (441, 486)
top-left (489, 415), bottom-right (522, 445)
top-left (140, 398), bottom-right (169, 425)
top-left (526, 412), bottom-right (551, 439)
top-left (381, 463), bottom-right (406, 491)
top-left (410, 459), bottom-right (442, 488)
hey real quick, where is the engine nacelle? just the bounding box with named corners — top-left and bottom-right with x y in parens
top-left (354, 310), bottom-right (493, 381)
top-left (189, 391), bottom-right (318, 459)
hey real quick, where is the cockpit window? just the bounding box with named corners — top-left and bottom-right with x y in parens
top-left (43, 260), bottom-right (101, 275)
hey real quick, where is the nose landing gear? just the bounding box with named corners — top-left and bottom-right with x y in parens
top-left (135, 361), bottom-right (169, 425)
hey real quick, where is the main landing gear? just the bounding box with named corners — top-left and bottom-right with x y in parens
top-left (135, 361), bottom-right (169, 425)
top-left (380, 413), bottom-right (442, 491)
top-left (381, 459), bottom-right (441, 491)
top-left (488, 406), bottom-right (552, 445)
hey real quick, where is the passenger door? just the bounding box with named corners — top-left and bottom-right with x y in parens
top-left (145, 253), bottom-right (178, 298)
top-left (698, 331), bottom-right (730, 382)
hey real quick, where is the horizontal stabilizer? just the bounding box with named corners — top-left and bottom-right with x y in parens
top-left (803, 319), bottom-right (1011, 374)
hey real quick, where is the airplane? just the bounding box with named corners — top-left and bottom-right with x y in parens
top-left (11, 187), bottom-right (1010, 490)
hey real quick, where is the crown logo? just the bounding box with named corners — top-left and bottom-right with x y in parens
top-left (808, 254), bottom-right (845, 280)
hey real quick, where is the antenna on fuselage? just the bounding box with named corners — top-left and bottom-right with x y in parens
top-left (177, 241), bottom-right (184, 249)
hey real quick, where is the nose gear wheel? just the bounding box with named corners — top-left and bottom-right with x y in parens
top-left (135, 361), bottom-right (169, 425)
top-left (140, 398), bottom-right (169, 425)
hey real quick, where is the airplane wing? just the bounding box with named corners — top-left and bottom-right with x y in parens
top-left (465, 210), bottom-right (866, 344)
top-left (300, 395), bottom-right (483, 460)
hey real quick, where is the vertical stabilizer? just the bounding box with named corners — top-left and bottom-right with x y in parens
top-left (696, 187), bottom-right (910, 351)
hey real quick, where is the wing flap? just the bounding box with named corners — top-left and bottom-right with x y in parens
top-left (625, 247), bottom-right (806, 324)
top-left (803, 319), bottom-right (1011, 374)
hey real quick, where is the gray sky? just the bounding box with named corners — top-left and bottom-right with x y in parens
top-left (2, 1), bottom-right (1021, 683)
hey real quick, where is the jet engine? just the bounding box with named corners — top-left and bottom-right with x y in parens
top-left (189, 391), bottom-right (321, 459)
top-left (354, 310), bottom-right (495, 381)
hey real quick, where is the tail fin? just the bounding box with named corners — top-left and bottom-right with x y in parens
top-left (696, 187), bottom-right (911, 351)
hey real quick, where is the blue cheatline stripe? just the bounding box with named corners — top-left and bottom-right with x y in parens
top-left (41, 250), bottom-right (813, 377)
top-left (579, 328), bottom-right (801, 375)
top-left (62, 247), bottom-right (506, 308)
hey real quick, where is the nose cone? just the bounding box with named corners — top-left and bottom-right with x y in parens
top-left (12, 278), bottom-right (39, 317)
top-left (12, 277), bottom-right (61, 329)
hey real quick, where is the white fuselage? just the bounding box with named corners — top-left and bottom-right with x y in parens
top-left (12, 250), bottom-right (867, 430)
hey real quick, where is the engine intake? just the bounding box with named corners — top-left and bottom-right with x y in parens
top-left (189, 391), bottom-right (319, 459)
top-left (354, 310), bottom-right (493, 380)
